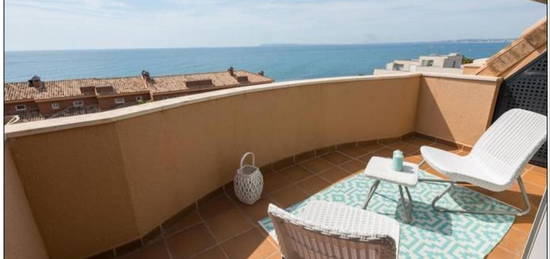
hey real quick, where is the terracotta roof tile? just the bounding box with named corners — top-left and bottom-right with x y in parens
top-left (4, 82), bottom-right (39, 102)
top-left (149, 70), bottom-right (272, 94)
top-left (4, 70), bottom-right (273, 102)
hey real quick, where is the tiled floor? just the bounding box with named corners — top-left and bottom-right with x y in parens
top-left (119, 136), bottom-right (547, 259)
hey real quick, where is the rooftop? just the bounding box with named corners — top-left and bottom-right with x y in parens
top-left (4, 70), bottom-right (273, 103)
top-left (148, 70), bottom-right (272, 94)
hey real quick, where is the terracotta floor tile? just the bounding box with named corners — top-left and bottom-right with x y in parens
top-left (190, 246), bottom-right (227, 259)
top-left (487, 246), bottom-right (521, 259)
top-left (357, 143), bottom-right (384, 154)
top-left (237, 197), bottom-right (274, 221)
top-left (269, 185), bottom-right (309, 208)
top-left (358, 153), bottom-right (374, 163)
top-left (316, 146), bottom-right (336, 156)
top-left (199, 194), bottom-right (237, 219)
top-left (278, 166), bottom-right (313, 182)
top-left (402, 136), bottom-right (435, 146)
top-left (496, 227), bottom-right (529, 255)
top-left (420, 166), bottom-right (448, 179)
top-left (430, 142), bottom-right (462, 153)
top-left (220, 229), bottom-right (278, 259)
top-left (339, 160), bottom-right (366, 174)
top-left (512, 220), bottom-right (535, 235)
top-left (528, 165), bottom-right (547, 175)
top-left (223, 183), bottom-right (240, 203)
top-left (204, 209), bottom-right (254, 242)
top-left (296, 175), bottom-right (330, 195)
top-left (295, 151), bottom-right (315, 163)
top-left (272, 157), bottom-right (295, 170)
top-left (120, 242), bottom-right (170, 259)
top-left (338, 145), bottom-right (374, 158)
top-left (260, 166), bottom-right (276, 176)
top-left (262, 172), bottom-right (291, 194)
top-left (369, 148), bottom-right (394, 158)
top-left (522, 170), bottom-right (547, 188)
top-left (317, 167), bottom-right (349, 184)
top-left (522, 180), bottom-right (547, 196)
top-left (300, 158), bottom-right (333, 173)
top-left (404, 154), bottom-right (423, 164)
top-left (320, 152), bottom-right (350, 165)
top-left (163, 210), bottom-right (203, 236)
top-left (384, 141), bottom-right (419, 155)
top-left (166, 224), bottom-right (217, 258)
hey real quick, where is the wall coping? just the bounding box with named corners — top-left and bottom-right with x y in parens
top-left (4, 72), bottom-right (500, 138)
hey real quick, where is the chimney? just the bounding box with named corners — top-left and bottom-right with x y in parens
top-left (141, 70), bottom-right (153, 83)
top-left (258, 70), bottom-right (264, 76)
top-left (228, 66), bottom-right (235, 76)
top-left (28, 75), bottom-right (42, 88)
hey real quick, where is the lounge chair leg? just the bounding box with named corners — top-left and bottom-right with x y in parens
top-left (431, 177), bottom-right (531, 216)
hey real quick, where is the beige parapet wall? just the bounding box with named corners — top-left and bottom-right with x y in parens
top-left (5, 73), bottom-right (501, 258)
top-left (415, 74), bottom-right (502, 146)
top-left (5, 143), bottom-right (49, 259)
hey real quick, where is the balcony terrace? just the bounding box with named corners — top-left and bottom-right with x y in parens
top-left (5, 72), bottom-right (546, 259)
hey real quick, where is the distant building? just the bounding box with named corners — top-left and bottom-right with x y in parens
top-left (4, 68), bottom-right (273, 122)
top-left (373, 53), bottom-right (464, 75)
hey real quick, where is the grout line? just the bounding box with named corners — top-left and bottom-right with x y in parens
top-left (220, 188), bottom-right (283, 256)
top-left (192, 207), bottom-right (231, 259)
top-left (161, 230), bottom-right (175, 259)
top-left (497, 244), bottom-right (523, 257)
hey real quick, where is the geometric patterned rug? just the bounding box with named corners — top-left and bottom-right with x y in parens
top-left (259, 170), bottom-right (516, 259)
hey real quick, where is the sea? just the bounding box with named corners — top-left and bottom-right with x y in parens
top-left (5, 42), bottom-right (508, 83)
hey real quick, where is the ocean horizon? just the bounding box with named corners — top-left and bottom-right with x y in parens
top-left (5, 42), bottom-right (508, 83)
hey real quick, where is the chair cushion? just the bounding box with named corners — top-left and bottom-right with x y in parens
top-left (420, 146), bottom-right (512, 192)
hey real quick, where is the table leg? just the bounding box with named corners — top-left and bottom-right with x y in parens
top-left (362, 180), bottom-right (380, 210)
top-left (399, 186), bottom-right (413, 223)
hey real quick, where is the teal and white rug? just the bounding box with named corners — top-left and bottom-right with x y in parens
top-left (259, 170), bottom-right (516, 258)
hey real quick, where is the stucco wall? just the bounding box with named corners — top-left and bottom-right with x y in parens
top-left (8, 123), bottom-right (139, 258)
top-left (414, 75), bottom-right (502, 146)
top-left (98, 93), bottom-right (150, 110)
top-left (36, 97), bottom-right (97, 116)
top-left (5, 143), bottom-right (49, 259)
top-left (5, 101), bottom-right (39, 115)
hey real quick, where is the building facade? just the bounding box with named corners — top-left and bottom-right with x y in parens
top-left (4, 68), bottom-right (273, 122)
top-left (374, 53), bottom-right (464, 75)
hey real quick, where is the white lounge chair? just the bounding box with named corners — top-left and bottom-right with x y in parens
top-left (268, 200), bottom-right (400, 259)
top-left (420, 108), bottom-right (547, 216)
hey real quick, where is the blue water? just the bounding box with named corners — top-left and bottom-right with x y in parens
top-left (5, 43), bottom-right (507, 83)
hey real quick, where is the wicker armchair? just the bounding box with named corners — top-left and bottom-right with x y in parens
top-left (268, 201), bottom-right (400, 259)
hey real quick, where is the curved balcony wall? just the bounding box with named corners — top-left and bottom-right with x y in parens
top-left (5, 73), bottom-right (501, 258)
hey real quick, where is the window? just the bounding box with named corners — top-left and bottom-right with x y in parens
top-left (136, 96), bottom-right (144, 102)
top-left (15, 104), bottom-right (27, 111)
top-left (73, 100), bottom-right (84, 107)
top-left (115, 98), bottom-right (125, 104)
top-left (393, 64), bottom-right (404, 71)
top-left (51, 103), bottom-right (60, 110)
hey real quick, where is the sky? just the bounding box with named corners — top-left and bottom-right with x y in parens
top-left (5, 0), bottom-right (546, 51)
